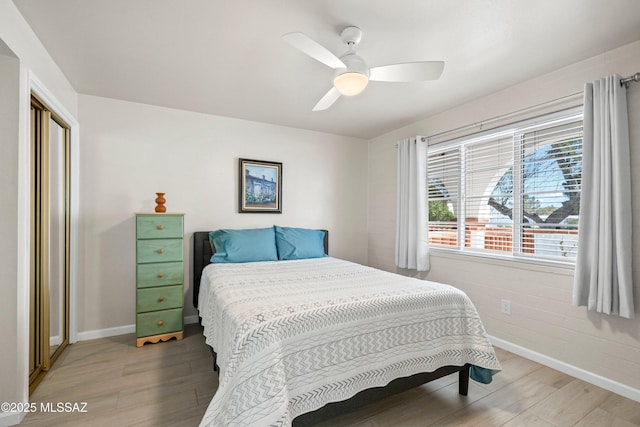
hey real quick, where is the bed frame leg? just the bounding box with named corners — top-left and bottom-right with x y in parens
top-left (459, 364), bottom-right (470, 396)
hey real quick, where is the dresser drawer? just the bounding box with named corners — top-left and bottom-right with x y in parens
top-left (137, 261), bottom-right (183, 288)
top-left (137, 285), bottom-right (182, 312)
top-left (136, 308), bottom-right (183, 338)
top-left (137, 238), bottom-right (183, 264)
top-left (137, 215), bottom-right (183, 239)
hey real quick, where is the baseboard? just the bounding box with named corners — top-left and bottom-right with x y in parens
top-left (77, 316), bottom-right (200, 342)
top-left (77, 324), bottom-right (135, 341)
top-left (0, 410), bottom-right (25, 427)
top-left (489, 335), bottom-right (640, 403)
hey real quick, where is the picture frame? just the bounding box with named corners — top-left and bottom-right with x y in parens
top-left (238, 158), bottom-right (282, 213)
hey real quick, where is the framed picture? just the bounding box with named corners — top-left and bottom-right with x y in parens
top-left (239, 158), bottom-right (282, 213)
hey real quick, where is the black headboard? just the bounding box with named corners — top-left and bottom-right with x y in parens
top-left (192, 230), bottom-right (329, 309)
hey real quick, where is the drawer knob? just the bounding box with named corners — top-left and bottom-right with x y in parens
top-left (158, 248), bottom-right (164, 254)
top-left (157, 296), bottom-right (165, 302)
top-left (158, 225), bottom-right (164, 230)
top-left (157, 320), bottom-right (164, 326)
top-left (157, 272), bottom-right (164, 278)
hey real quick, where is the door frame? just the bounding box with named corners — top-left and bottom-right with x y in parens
top-left (29, 72), bottom-right (79, 345)
top-left (19, 72), bottom-right (80, 398)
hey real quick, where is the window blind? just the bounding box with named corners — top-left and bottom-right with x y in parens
top-left (427, 108), bottom-right (583, 264)
top-left (518, 121), bottom-right (583, 259)
top-left (427, 148), bottom-right (460, 247)
top-left (466, 135), bottom-right (514, 253)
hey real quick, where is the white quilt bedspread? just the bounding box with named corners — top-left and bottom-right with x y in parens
top-left (198, 257), bottom-right (500, 427)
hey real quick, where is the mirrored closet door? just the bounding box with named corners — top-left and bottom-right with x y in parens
top-left (29, 95), bottom-right (70, 393)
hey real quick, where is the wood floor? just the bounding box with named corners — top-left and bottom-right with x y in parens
top-left (22, 323), bottom-right (640, 427)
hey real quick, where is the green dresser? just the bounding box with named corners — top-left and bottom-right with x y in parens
top-left (135, 213), bottom-right (185, 347)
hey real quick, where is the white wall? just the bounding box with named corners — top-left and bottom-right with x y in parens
top-left (77, 94), bottom-right (368, 333)
top-left (0, 1), bottom-right (77, 117)
top-left (368, 40), bottom-right (640, 396)
top-left (0, 43), bottom-right (21, 423)
top-left (0, 1), bottom-right (78, 425)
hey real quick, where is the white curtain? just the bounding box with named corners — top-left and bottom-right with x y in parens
top-left (395, 137), bottom-right (430, 271)
top-left (573, 75), bottom-right (634, 319)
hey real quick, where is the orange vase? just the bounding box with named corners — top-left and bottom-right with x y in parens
top-left (155, 192), bottom-right (166, 213)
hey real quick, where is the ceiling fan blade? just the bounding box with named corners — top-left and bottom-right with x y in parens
top-left (282, 32), bottom-right (346, 69)
top-left (369, 61), bottom-right (445, 82)
top-left (312, 87), bottom-right (341, 111)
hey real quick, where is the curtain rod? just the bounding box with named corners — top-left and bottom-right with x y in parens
top-left (423, 91), bottom-right (583, 143)
top-left (414, 72), bottom-right (639, 144)
top-left (424, 72), bottom-right (639, 143)
top-left (621, 72), bottom-right (640, 88)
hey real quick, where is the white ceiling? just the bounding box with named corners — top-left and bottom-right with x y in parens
top-left (13, 0), bottom-right (640, 139)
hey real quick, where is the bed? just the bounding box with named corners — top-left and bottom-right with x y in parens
top-left (193, 228), bottom-right (500, 426)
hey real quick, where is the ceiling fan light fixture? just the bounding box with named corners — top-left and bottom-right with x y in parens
top-left (282, 25), bottom-right (444, 110)
top-left (333, 71), bottom-right (369, 96)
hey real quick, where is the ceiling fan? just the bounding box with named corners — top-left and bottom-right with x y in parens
top-left (282, 26), bottom-right (444, 111)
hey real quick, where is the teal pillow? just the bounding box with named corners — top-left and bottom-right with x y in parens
top-left (209, 227), bottom-right (278, 263)
top-left (274, 226), bottom-right (326, 260)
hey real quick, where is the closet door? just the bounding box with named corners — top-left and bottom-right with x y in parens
top-left (29, 96), bottom-right (70, 392)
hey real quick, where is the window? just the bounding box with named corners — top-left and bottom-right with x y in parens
top-left (427, 108), bottom-right (583, 264)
